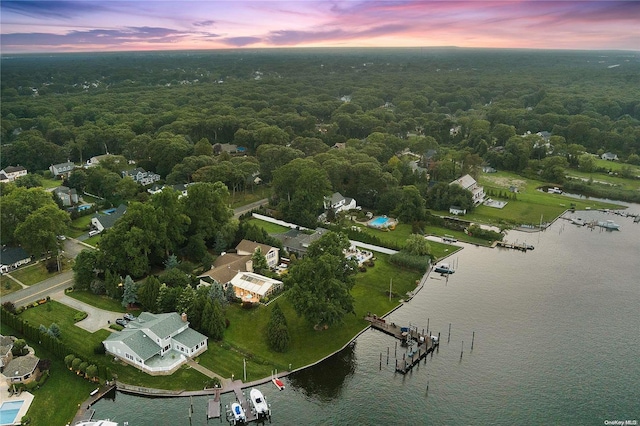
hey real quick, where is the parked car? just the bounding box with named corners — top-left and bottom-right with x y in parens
top-left (115, 318), bottom-right (128, 327)
top-left (123, 313), bottom-right (135, 321)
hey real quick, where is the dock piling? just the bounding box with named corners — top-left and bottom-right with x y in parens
top-left (448, 323), bottom-right (451, 343)
top-left (387, 347), bottom-right (389, 365)
top-left (461, 341), bottom-right (464, 359)
top-left (471, 331), bottom-right (475, 350)
top-left (379, 353), bottom-right (382, 370)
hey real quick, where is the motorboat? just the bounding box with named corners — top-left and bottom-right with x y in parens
top-left (230, 402), bottom-right (246, 424)
top-left (250, 388), bottom-right (270, 418)
top-left (597, 220), bottom-right (620, 230)
top-left (434, 263), bottom-right (455, 274)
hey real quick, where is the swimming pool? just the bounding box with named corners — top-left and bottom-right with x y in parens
top-left (0, 400), bottom-right (24, 426)
top-left (369, 216), bottom-right (389, 227)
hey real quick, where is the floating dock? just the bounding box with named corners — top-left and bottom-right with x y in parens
top-left (491, 241), bottom-right (534, 251)
top-left (364, 314), bottom-right (439, 374)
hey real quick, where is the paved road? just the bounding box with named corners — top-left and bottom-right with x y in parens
top-left (233, 198), bottom-right (268, 218)
top-left (2, 271), bottom-right (74, 307)
top-left (50, 292), bottom-right (123, 332)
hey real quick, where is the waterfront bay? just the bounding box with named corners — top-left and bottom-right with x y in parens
top-left (93, 206), bottom-right (640, 425)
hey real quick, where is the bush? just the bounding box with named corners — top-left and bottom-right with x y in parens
top-left (2, 301), bottom-right (17, 314)
top-left (358, 266), bottom-right (367, 272)
top-left (109, 324), bottom-right (124, 331)
top-left (74, 312), bottom-right (88, 322)
top-left (389, 251), bottom-right (430, 273)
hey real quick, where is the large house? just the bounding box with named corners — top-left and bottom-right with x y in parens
top-left (53, 186), bottom-right (79, 207)
top-left (272, 228), bottom-right (329, 258)
top-left (0, 335), bottom-right (15, 371)
top-left (102, 312), bottom-right (207, 375)
top-left (49, 162), bottom-right (75, 178)
top-left (323, 192), bottom-right (357, 214)
top-left (122, 168), bottom-right (161, 186)
top-left (147, 183), bottom-right (191, 198)
top-left (0, 246), bottom-right (32, 274)
top-left (601, 152), bottom-right (618, 161)
top-left (90, 204), bottom-right (127, 234)
top-left (198, 240), bottom-right (282, 302)
top-left (450, 174), bottom-right (485, 206)
top-left (0, 166), bottom-right (28, 183)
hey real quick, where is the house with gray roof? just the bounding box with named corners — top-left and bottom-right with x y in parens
top-left (103, 312), bottom-right (207, 375)
top-left (323, 192), bottom-right (357, 214)
top-left (0, 166), bottom-right (27, 182)
top-left (90, 204), bottom-right (127, 234)
top-left (4, 354), bottom-right (41, 384)
top-left (450, 174), bottom-right (485, 206)
top-left (0, 335), bottom-right (15, 371)
top-left (601, 152), bottom-right (618, 161)
top-left (122, 167), bottom-right (161, 186)
top-left (53, 185), bottom-right (79, 207)
top-left (272, 228), bottom-right (329, 258)
top-left (49, 162), bottom-right (75, 178)
top-left (0, 246), bottom-right (32, 273)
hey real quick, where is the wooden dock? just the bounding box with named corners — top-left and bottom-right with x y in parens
top-left (364, 314), bottom-right (439, 374)
top-left (207, 388), bottom-right (221, 420)
top-left (491, 240), bottom-right (534, 251)
top-left (233, 387), bottom-right (257, 423)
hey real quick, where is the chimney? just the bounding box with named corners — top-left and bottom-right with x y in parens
top-left (181, 312), bottom-right (187, 322)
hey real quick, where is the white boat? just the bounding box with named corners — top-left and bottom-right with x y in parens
top-left (597, 220), bottom-right (621, 230)
top-left (75, 421), bottom-right (118, 426)
top-left (230, 402), bottom-right (246, 424)
top-left (434, 263), bottom-right (455, 274)
top-left (250, 388), bottom-right (270, 418)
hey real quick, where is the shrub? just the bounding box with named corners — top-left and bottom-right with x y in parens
top-left (109, 324), bottom-right (124, 331)
top-left (2, 301), bottom-right (17, 314)
top-left (74, 312), bottom-right (88, 322)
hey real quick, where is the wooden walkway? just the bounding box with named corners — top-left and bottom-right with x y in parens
top-left (207, 388), bottom-right (221, 419)
top-left (491, 240), bottom-right (534, 251)
top-left (364, 314), bottom-right (439, 375)
top-left (70, 382), bottom-right (116, 425)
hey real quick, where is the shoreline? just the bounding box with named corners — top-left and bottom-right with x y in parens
top-left (73, 265), bottom-right (438, 424)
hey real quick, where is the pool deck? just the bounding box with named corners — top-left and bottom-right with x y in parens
top-left (0, 373), bottom-right (34, 426)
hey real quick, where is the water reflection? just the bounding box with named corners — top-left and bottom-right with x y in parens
top-left (287, 342), bottom-right (356, 402)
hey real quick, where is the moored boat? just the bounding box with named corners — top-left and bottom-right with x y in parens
top-left (434, 263), bottom-right (455, 274)
top-left (571, 217), bottom-right (586, 226)
top-left (250, 388), bottom-right (270, 418)
top-left (230, 402), bottom-right (246, 424)
top-left (597, 220), bottom-right (621, 230)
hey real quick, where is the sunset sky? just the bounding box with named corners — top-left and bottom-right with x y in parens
top-left (1, 1), bottom-right (639, 53)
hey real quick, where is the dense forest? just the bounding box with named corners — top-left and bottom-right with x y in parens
top-left (2, 48), bottom-right (640, 230)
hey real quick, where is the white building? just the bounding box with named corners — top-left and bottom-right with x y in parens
top-left (450, 174), bottom-right (485, 205)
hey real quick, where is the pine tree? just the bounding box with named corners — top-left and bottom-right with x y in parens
top-left (267, 303), bottom-right (290, 352)
top-left (121, 275), bottom-right (139, 308)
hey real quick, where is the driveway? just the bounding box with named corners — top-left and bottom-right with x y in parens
top-left (50, 292), bottom-right (124, 333)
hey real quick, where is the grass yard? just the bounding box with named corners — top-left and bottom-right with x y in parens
top-left (0, 275), bottom-right (23, 296)
top-left (246, 218), bottom-right (290, 234)
top-left (19, 301), bottom-right (110, 361)
top-left (41, 178), bottom-right (63, 189)
top-left (475, 171), bottom-right (623, 226)
top-left (106, 360), bottom-right (210, 390)
top-left (9, 261), bottom-right (70, 286)
top-left (200, 254), bottom-right (422, 378)
top-left (565, 169), bottom-right (640, 191)
top-left (69, 215), bottom-right (93, 238)
top-left (66, 290), bottom-right (129, 313)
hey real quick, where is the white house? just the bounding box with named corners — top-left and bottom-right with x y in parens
top-left (103, 312), bottom-right (207, 375)
top-left (324, 192), bottom-right (357, 213)
top-left (450, 174), bottom-right (485, 206)
top-left (122, 168), bottom-right (161, 186)
top-left (49, 162), bottom-right (75, 178)
top-left (90, 204), bottom-right (127, 234)
top-left (235, 239), bottom-right (280, 269)
top-left (601, 152), bottom-right (618, 161)
top-left (0, 166), bottom-right (28, 182)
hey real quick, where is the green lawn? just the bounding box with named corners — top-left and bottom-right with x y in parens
top-left (66, 290), bottom-right (129, 313)
top-left (19, 301), bottom-right (109, 361)
top-left (41, 178), bottom-right (63, 189)
top-left (565, 169), bottom-right (640, 191)
top-left (475, 171), bottom-right (623, 227)
top-left (246, 218), bottom-right (290, 234)
top-left (69, 215), bottom-right (93, 237)
top-left (9, 261), bottom-right (71, 286)
top-left (199, 254), bottom-right (422, 378)
top-left (0, 275), bottom-right (23, 297)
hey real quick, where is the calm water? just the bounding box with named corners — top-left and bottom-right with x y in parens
top-left (93, 206), bottom-right (640, 425)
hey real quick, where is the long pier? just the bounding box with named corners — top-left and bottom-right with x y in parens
top-left (364, 314), bottom-right (439, 374)
top-left (491, 240), bottom-right (534, 251)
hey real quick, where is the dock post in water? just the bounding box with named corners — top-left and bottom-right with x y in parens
top-left (387, 347), bottom-right (389, 365)
top-left (471, 331), bottom-right (475, 350)
top-left (427, 318), bottom-right (429, 334)
top-left (461, 341), bottom-right (464, 359)
top-left (380, 353), bottom-right (382, 370)
top-left (448, 323), bottom-right (451, 343)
